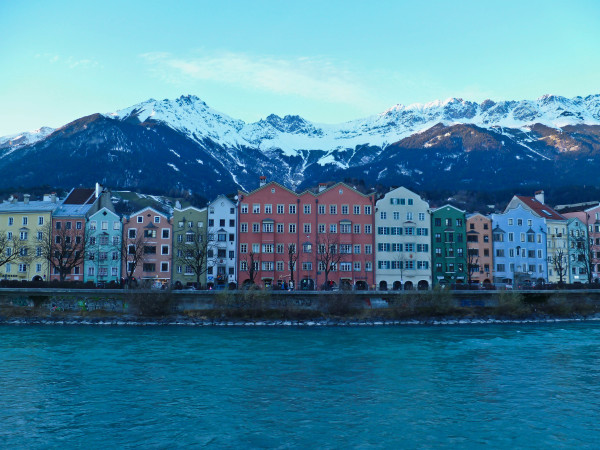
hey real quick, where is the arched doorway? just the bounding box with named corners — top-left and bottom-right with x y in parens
top-left (417, 280), bottom-right (429, 290)
top-left (355, 280), bottom-right (368, 291)
top-left (32, 275), bottom-right (43, 282)
top-left (379, 280), bottom-right (387, 290)
top-left (340, 279), bottom-right (352, 290)
top-left (392, 281), bottom-right (402, 290)
top-left (300, 278), bottom-right (315, 290)
top-left (403, 281), bottom-right (414, 290)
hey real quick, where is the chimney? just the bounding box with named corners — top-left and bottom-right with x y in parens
top-left (51, 193), bottom-right (57, 203)
top-left (95, 182), bottom-right (102, 198)
top-left (259, 176), bottom-right (267, 187)
top-left (318, 183), bottom-right (327, 193)
top-left (534, 190), bottom-right (545, 204)
top-left (23, 194), bottom-right (30, 204)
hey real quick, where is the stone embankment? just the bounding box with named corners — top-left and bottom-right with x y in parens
top-left (1, 288), bottom-right (600, 326)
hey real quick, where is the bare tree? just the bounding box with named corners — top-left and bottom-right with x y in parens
top-left (551, 248), bottom-right (568, 284)
top-left (120, 230), bottom-right (148, 286)
top-left (240, 251), bottom-right (258, 286)
top-left (466, 245), bottom-right (479, 285)
top-left (0, 230), bottom-right (33, 270)
top-left (287, 243), bottom-right (297, 285)
top-left (316, 232), bottom-right (346, 290)
top-left (579, 214), bottom-right (597, 284)
top-left (173, 228), bottom-right (214, 287)
top-left (40, 223), bottom-right (88, 282)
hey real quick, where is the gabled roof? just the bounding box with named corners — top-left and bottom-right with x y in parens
top-left (512, 195), bottom-right (565, 221)
top-left (432, 204), bottom-right (466, 213)
top-left (62, 188), bottom-right (96, 205)
top-left (240, 180), bottom-right (375, 200)
top-left (128, 206), bottom-right (170, 219)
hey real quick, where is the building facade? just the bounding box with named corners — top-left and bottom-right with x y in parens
top-left (172, 206), bottom-right (208, 288)
top-left (491, 204), bottom-right (548, 286)
top-left (466, 213), bottom-right (493, 285)
top-left (0, 194), bottom-right (60, 281)
top-left (375, 186), bottom-right (431, 290)
top-left (207, 195), bottom-right (238, 289)
top-left (506, 191), bottom-right (567, 283)
top-left (122, 207), bottom-right (172, 286)
top-left (566, 217), bottom-right (588, 283)
top-left (431, 205), bottom-right (467, 287)
top-left (84, 207), bottom-right (122, 285)
top-left (238, 179), bottom-right (375, 290)
top-left (563, 203), bottom-right (600, 283)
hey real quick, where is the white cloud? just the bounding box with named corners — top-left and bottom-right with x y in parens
top-left (140, 51), bottom-right (377, 108)
top-left (34, 53), bottom-right (99, 69)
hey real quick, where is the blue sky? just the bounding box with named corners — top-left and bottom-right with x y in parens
top-left (1, 0), bottom-right (598, 136)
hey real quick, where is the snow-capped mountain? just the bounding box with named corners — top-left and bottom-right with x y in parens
top-left (0, 94), bottom-right (599, 198)
top-left (105, 94), bottom-right (600, 167)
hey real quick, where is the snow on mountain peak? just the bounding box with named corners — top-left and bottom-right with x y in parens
top-left (98, 94), bottom-right (600, 157)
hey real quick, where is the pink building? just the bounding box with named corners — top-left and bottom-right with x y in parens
top-left (563, 203), bottom-right (600, 281)
top-left (122, 207), bottom-right (172, 286)
top-left (238, 178), bottom-right (376, 290)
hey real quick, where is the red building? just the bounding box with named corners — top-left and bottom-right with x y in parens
top-left (238, 178), bottom-right (376, 290)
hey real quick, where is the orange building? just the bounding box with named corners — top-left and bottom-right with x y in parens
top-left (466, 213), bottom-right (493, 285)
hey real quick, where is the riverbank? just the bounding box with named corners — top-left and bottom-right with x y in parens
top-left (2, 288), bottom-right (600, 326)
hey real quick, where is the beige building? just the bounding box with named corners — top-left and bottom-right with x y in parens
top-left (0, 194), bottom-right (60, 281)
top-left (466, 213), bottom-right (493, 284)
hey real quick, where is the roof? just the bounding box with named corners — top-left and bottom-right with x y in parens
top-left (62, 188), bottom-right (96, 205)
top-left (0, 200), bottom-right (60, 213)
top-left (53, 203), bottom-right (93, 217)
top-left (514, 195), bottom-right (565, 221)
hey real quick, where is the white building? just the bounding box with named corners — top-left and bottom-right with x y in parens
top-left (375, 186), bottom-right (432, 290)
top-left (207, 195), bottom-right (238, 289)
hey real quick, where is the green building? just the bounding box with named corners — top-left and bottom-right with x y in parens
top-left (431, 205), bottom-right (467, 287)
top-left (172, 206), bottom-right (208, 289)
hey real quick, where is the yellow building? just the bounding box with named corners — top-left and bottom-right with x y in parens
top-left (0, 194), bottom-right (60, 281)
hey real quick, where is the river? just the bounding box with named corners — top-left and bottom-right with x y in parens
top-left (1, 323), bottom-right (599, 448)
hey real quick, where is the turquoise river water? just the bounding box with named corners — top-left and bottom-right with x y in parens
top-left (1, 323), bottom-right (600, 448)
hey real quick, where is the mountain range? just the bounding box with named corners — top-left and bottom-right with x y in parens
top-left (1, 94), bottom-right (599, 199)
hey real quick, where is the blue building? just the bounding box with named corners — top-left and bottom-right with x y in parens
top-left (491, 204), bottom-right (547, 287)
top-left (84, 207), bottom-right (122, 285)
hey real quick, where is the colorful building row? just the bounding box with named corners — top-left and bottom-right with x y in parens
top-left (0, 180), bottom-right (598, 289)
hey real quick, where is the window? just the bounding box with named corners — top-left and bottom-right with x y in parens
top-left (406, 212), bottom-right (413, 221)
top-left (38, 216), bottom-right (44, 225)
top-left (229, 219), bottom-right (235, 227)
top-left (393, 212), bottom-right (400, 220)
top-left (20, 231), bottom-right (27, 240)
top-left (364, 225), bottom-right (372, 234)
top-left (8, 217), bottom-right (13, 226)
top-left (289, 224), bottom-right (296, 233)
top-left (302, 262), bottom-right (312, 271)
top-left (365, 245), bottom-right (372, 255)
top-left (303, 223), bottom-right (311, 234)
top-left (262, 244), bottom-right (274, 253)
top-left (160, 262), bottom-right (168, 272)
top-left (277, 204), bottom-right (284, 214)
top-left (508, 219), bottom-right (514, 226)
top-left (56, 221), bottom-right (62, 230)
top-left (508, 232), bottom-right (514, 242)
top-left (340, 262), bottom-right (352, 271)
top-left (128, 229), bottom-right (136, 239)
top-left (252, 223), bottom-right (260, 233)
top-left (318, 205), bottom-right (325, 214)
top-left (277, 223), bottom-right (284, 233)
top-left (340, 224), bottom-right (351, 234)
top-left (353, 224), bottom-right (360, 234)
top-left (303, 243), bottom-right (312, 253)
top-left (253, 204), bottom-right (260, 214)
top-left (353, 205), bottom-right (360, 215)
top-left (143, 263), bottom-right (156, 272)
top-left (456, 219), bottom-right (463, 227)
top-left (303, 204), bottom-right (311, 214)
top-left (329, 224), bottom-right (337, 233)
top-left (354, 244), bottom-right (361, 254)
top-left (144, 229), bottom-right (156, 238)
top-left (22, 217), bottom-right (28, 226)
top-left (113, 222), bottom-right (119, 230)
top-left (161, 245), bottom-right (169, 255)
top-left (265, 204), bottom-right (272, 214)
top-left (341, 205), bottom-right (349, 215)
top-left (240, 243), bottom-right (248, 253)
top-left (162, 229), bottom-right (170, 239)
top-left (218, 233), bottom-right (227, 242)
top-left (289, 204), bottom-right (296, 214)
top-left (241, 223), bottom-right (248, 233)
top-left (364, 206), bottom-right (371, 215)
top-left (241, 204), bottom-right (248, 214)
top-left (88, 266), bottom-right (95, 276)
top-left (380, 212), bottom-right (387, 220)
top-left (330, 205), bottom-right (337, 215)
top-left (434, 218), bottom-right (441, 226)
top-left (418, 213), bottom-right (425, 221)
top-left (263, 222), bottom-right (273, 233)
top-left (7, 232), bottom-right (12, 240)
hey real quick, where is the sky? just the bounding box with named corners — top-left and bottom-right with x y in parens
top-left (0, 0), bottom-right (599, 136)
